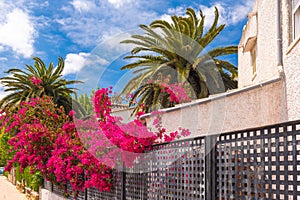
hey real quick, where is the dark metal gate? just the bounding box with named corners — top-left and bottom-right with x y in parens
top-left (45, 120), bottom-right (300, 200)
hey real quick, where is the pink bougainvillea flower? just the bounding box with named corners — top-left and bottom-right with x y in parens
top-left (30, 76), bottom-right (43, 86)
top-left (69, 110), bottom-right (76, 117)
top-left (1, 86), bottom-right (191, 196)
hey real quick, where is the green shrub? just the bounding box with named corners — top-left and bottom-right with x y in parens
top-left (3, 171), bottom-right (8, 177)
top-left (30, 171), bottom-right (43, 192)
top-left (0, 129), bottom-right (14, 166)
top-left (15, 166), bottom-right (43, 192)
top-left (15, 166), bottom-right (22, 182)
top-left (23, 167), bottom-right (32, 187)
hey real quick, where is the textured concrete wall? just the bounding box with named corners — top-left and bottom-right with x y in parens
top-left (40, 189), bottom-right (67, 200)
top-left (145, 80), bottom-right (287, 137)
top-left (281, 0), bottom-right (300, 121)
top-left (111, 107), bottom-right (135, 123)
top-left (239, 0), bottom-right (300, 121)
top-left (238, 46), bottom-right (252, 87)
top-left (238, 4), bottom-right (255, 88)
top-left (239, 0), bottom-right (279, 88)
top-left (255, 0), bottom-right (279, 82)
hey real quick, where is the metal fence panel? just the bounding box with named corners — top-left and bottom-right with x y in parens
top-left (52, 183), bottom-right (66, 197)
top-left (44, 120), bottom-right (300, 200)
top-left (86, 170), bottom-right (123, 200)
top-left (145, 138), bottom-right (206, 200)
top-left (216, 121), bottom-right (300, 200)
top-left (44, 180), bottom-right (52, 191)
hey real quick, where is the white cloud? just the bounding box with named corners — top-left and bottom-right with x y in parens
top-left (167, 6), bottom-right (185, 15)
top-left (0, 84), bottom-right (8, 100)
top-left (0, 57), bottom-right (8, 61)
top-left (200, 1), bottom-right (254, 27)
top-left (160, 14), bottom-right (172, 24)
top-left (199, 3), bottom-right (227, 28)
top-left (0, 9), bottom-right (36, 58)
top-left (71, 0), bottom-right (96, 13)
top-left (56, 0), bottom-right (159, 47)
top-left (229, 1), bottom-right (255, 24)
top-left (107, 0), bottom-right (136, 8)
top-left (56, 17), bottom-right (103, 47)
top-left (158, 4), bottom-right (227, 29)
top-left (101, 31), bottom-right (137, 52)
top-left (0, 46), bottom-right (5, 52)
top-left (64, 52), bottom-right (109, 75)
top-left (25, 1), bottom-right (49, 10)
top-left (64, 53), bottom-right (89, 75)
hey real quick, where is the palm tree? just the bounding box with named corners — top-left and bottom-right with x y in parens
top-left (0, 57), bottom-right (86, 116)
top-left (120, 7), bottom-right (238, 112)
top-left (75, 93), bottom-right (94, 115)
top-left (129, 82), bottom-right (172, 114)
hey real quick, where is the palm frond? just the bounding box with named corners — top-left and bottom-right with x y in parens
top-left (120, 6), bottom-right (238, 113)
top-left (0, 57), bottom-right (84, 117)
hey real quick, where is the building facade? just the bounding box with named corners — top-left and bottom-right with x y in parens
top-left (239, 0), bottom-right (300, 121)
top-left (143, 0), bottom-right (300, 137)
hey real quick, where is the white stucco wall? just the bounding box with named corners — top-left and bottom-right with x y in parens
top-left (238, 0), bottom-right (278, 88)
top-left (255, 0), bottom-right (279, 82)
top-left (111, 107), bottom-right (135, 123)
top-left (239, 0), bottom-right (279, 88)
top-left (281, 0), bottom-right (300, 121)
top-left (40, 189), bottom-right (68, 200)
top-left (239, 0), bottom-right (300, 121)
top-left (238, 46), bottom-right (252, 87)
top-left (144, 79), bottom-right (287, 137)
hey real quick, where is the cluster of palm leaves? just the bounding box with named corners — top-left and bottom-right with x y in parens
top-left (74, 92), bottom-right (94, 116)
top-left (120, 7), bottom-right (238, 114)
top-left (0, 57), bottom-right (86, 116)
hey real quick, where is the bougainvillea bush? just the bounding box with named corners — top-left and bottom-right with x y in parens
top-left (0, 87), bottom-right (191, 196)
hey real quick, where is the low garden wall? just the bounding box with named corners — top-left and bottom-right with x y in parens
top-left (143, 78), bottom-right (287, 138)
top-left (40, 189), bottom-right (68, 200)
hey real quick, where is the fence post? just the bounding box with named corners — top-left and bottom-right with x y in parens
top-left (205, 135), bottom-right (217, 200)
top-left (121, 162), bottom-right (126, 200)
top-left (84, 174), bottom-right (88, 200)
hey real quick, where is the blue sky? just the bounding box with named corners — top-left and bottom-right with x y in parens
top-left (0, 0), bottom-right (254, 96)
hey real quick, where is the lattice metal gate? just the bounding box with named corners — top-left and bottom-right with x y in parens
top-left (216, 121), bottom-right (300, 200)
top-left (44, 120), bottom-right (300, 200)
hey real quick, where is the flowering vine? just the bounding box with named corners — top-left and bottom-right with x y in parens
top-left (1, 87), bottom-right (191, 196)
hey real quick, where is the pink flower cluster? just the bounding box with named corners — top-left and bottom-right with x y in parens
top-left (30, 76), bottom-right (43, 86)
top-left (1, 87), bottom-right (191, 195)
top-left (150, 110), bottom-right (191, 142)
top-left (160, 82), bottom-right (191, 104)
top-left (146, 78), bottom-right (191, 104)
top-left (89, 88), bottom-right (191, 164)
top-left (0, 96), bottom-right (112, 194)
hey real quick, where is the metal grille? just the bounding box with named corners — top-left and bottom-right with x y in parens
top-left (67, 182), bottom-right (85, 200)
top-left (52, 183), bottom-right (66, 197)
top-left (44, 120), bottom-right (300, 200)
top-left (87, 171), bottom-right (123, 200)
top-left (45, 137), bottom-right (205, 200)
top-left (147, 138), bottom-right (206, 200)
top-left (125, 171), bottom-right (149, 199)
top-left (216, 121), bottom-right (300, 200)
top-left (44, 180), bottom-right (52, 191)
